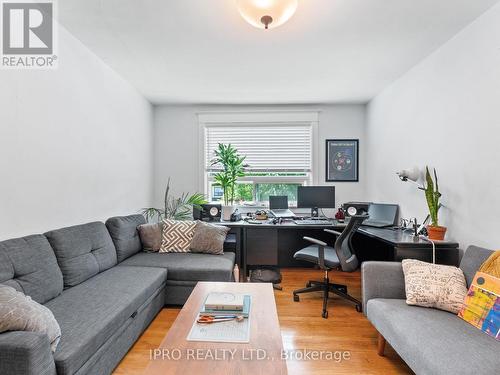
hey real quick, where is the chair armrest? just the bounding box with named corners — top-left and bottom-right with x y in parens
top-left (361, 262), bottom-right (406, 316)
top-left (324, 229), bottom-right (342, 236)
top-left (303, 236), bottom-right (327, 247)
top-left (0, 331), bottom-right (56, 375)
top-left (303, 237), bottom-right (327, 269)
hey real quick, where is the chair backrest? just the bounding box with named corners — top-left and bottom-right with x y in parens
top-left (334, 215), bottom-right (368, 272)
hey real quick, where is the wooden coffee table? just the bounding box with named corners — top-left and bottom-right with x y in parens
top-left (144, 282), bottom-right (287, 375)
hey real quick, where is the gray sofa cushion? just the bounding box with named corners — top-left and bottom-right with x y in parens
top-left (45, 222), bottom-right (117, 287)
top-left (45, 266), bottom-right (167, 375)
top-left (459, 246), bottom-right (494, 286)
top-left (367, 299), bottom-right (500, 375)
top-left (0, 234), bottom-right (63, 304)
top-left (118, 251), bottom-right (235, 282)
top-left (105, 214), bottom-right (146, 262)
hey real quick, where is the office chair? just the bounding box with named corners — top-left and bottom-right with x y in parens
top-left (292, 214), bottom-right (368, 318)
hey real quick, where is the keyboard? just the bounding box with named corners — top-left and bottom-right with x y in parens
top-left (294, 219), bottom-right (332, 225)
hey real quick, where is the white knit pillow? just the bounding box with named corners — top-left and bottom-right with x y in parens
top-left (402, 259), bottom-right (468, 314)
top-left (0, 285), bottom-right (61, 352)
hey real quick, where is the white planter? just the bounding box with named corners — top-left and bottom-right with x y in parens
top-left (221, 205), bottom-right (234, 221)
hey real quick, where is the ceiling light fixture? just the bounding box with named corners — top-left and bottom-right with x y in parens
top-left (236, 0), bottom-right (298, 30)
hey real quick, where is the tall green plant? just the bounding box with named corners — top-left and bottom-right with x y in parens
top-left (210, 143), bottom-right (246, 206)
top-left (141, 178), bottom-right (207, 221)
top-left (424, 167), bottom-right (442, 226)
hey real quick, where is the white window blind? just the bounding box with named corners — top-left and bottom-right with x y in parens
top-left (205, 123), bottom-right (312, 172)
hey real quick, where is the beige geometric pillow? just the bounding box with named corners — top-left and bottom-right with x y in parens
top-left (0, 285), bottom-right (61, 352)
top-left (402, 259), bottom-right (467, 314)
top-left (159, 219), bottom-right (197, 253)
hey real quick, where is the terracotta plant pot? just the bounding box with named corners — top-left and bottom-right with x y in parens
top-left (427, 225), bottom-right (447, 241)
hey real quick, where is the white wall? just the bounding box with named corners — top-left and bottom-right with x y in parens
top-left (0, 24), bottom-right (153, 239)
top-left (366, 3), bottom-right (500, 249)
top-left (153, 104), bottom-right (366, 212)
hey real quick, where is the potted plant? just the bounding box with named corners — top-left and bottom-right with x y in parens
top-left (211, 143), bottom-right (246, 221)
top-left (423, 167), bottom-right (447, 240)
top-left (141, 178), bottom-right (207, 221)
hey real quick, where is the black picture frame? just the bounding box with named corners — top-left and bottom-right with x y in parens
top-left (325, 139), bottom-right (359, 182)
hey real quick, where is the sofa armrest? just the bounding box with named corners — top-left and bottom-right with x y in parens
top-left (0, 331), bottom-right (56, 375)
top-left (361, 262), bottom-right (406, 315)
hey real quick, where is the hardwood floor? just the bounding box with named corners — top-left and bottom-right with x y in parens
top-left (114, 268), bottom-right (413, 375)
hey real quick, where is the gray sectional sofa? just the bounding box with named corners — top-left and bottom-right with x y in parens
top-left (362, 245), bottom-right (500, 375)
top-left (0, 214), bottom-right (235, 375)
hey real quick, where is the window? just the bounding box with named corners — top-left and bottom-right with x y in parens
top-left (200, 112), bottom-right (318, 205)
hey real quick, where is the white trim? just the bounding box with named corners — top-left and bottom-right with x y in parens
top-left (311, 121), bottom-right (319, 185)
top-left (198, 111), bottom-right (319, 124)
top-left (198, 110), bottom-right (320, 196)
top-left (198, 121), bottom-right (206, 193)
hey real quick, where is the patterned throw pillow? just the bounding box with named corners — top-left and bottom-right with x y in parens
top-left (402, 259), bottom-right (468, 314)
top-left (160, 219), bottom-right (197, 253)
top-left (458, 272), bottom-right (500, 341)
top-left (0, 285), bottom-right (61, 352)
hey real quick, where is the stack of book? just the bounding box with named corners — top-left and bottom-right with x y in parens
top-left (201, 292), bottom-right (251, 317)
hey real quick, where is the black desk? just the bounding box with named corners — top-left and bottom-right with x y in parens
top-left (220, 220), bottom-right (459, 278)
top-left (355, 226), bottom-right (459, 265)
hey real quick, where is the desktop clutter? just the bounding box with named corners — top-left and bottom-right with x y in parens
top-left (194, 185), bottom-right (402, 229)
top-left (193, 183), bottom-right (446, 253)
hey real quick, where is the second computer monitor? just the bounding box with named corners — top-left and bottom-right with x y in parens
top-left (297, 186), bottom-right (335, 217)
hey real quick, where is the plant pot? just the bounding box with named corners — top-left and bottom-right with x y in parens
top-left (221, 205), bottom-right (234, 221)
top-left (427, 225), bottom-right (447, 241)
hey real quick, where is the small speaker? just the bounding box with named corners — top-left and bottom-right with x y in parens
top-left (342, 202), bottom-right (370, 217)
top-left (310, 207), bottom-right (319, 218)
top-left (193, 204), bottom-right (222, 221)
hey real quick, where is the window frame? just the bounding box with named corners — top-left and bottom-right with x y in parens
top-left (198, 111), bottom-right (319, 206)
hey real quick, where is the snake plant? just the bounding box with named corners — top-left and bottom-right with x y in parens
top-left (424, 167), bottom-right (442, 226)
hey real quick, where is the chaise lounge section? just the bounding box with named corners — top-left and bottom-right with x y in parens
top-left (106, 214), bottom-right (236, 305)
top-left (0, 214), bottom-right (235, 375)
top-left (362, 246), bottom-right (500, 375)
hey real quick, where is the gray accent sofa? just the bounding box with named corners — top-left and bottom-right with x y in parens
top-left (0, 214), bottom-right (235, 375)
top-left (362, 245), bottom-right (500, 375)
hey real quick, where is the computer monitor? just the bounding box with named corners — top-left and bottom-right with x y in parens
top-left (269, 195), bottom-right (288, 210)
top-left (297, 186), bottom-right (335, 217)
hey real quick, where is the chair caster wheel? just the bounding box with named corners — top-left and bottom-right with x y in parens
top-left (322, 311), bottom-right (328, 319)
top-left (293, 294), bottom-right (299, 302)
top-left (355, 304), bottom-right (362, 313)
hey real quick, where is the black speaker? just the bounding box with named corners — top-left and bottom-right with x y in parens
top-left (342, 202), bottom-right (371, 217)
top-left (193, 204), bottom-right (222, 221)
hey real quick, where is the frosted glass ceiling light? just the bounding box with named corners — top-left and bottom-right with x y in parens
top-left (236, 0), bottom-right (298, 30)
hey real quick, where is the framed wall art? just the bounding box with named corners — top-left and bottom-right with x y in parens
top-left (325, 139), bottom-right (359, 182)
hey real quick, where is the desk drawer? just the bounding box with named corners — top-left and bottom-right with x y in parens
top-left (246, 228), bottom-right (278, 265)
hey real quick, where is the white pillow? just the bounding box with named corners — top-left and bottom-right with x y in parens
top-left (402, 259), bottom-right (468, 314)
top-left (0, 285), bottom-right (61, 352)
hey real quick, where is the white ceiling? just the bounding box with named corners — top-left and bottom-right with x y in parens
top-left (56, 0), bottom-right (498, 104)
